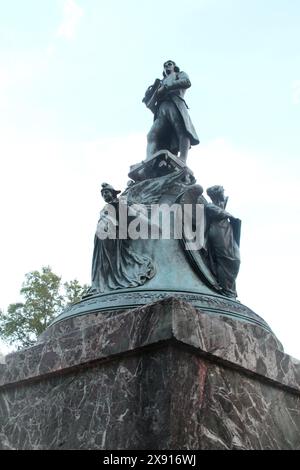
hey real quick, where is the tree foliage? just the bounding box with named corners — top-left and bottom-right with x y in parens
top-left (0, 266), bottom-right (88, 350)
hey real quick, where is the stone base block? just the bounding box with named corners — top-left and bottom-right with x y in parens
top-left (1, 298), bottom-right (300, 450)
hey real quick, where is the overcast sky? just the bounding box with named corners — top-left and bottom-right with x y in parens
top-left (0, 0), bottom-right (299, 358)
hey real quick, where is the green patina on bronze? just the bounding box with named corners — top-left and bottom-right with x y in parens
top-left (51, 60), bottom-right (273, 336)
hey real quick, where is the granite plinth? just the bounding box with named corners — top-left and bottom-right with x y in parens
top-left (1, 298), bottom-right (300, 450)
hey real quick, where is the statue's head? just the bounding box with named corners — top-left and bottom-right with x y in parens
top-left (101, 182), bottom-right (121, 203)
top-left (163, 60), bottom-right (180, 77)
top-left (207, 185), bottom-right (225, 203)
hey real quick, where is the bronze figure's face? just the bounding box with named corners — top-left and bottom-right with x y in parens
top-left (207, 185), bottom-right (225, 203)
top-left (163, 60), bottom-right (175, 75)
top-left (101, 189), bottom-right (114, 203)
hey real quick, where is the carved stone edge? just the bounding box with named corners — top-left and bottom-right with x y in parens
top-left (0, 298), bottom-right (299, 394)
top-left (52, 289), bottom-right (272, 333)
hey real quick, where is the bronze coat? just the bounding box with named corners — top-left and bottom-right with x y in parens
top-left (155, 71), bottom-right (200, 146)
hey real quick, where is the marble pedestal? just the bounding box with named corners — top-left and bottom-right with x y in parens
top-left (1, 298), bottom-right (300, 450)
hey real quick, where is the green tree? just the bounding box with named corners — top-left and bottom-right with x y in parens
top-left (0, 266), bottom-right (88, 350)
top-left (64, 279), bottom-right (87, 305)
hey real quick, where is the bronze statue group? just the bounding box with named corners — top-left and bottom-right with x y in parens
top-left (90, 60), bottom-right (241, 300)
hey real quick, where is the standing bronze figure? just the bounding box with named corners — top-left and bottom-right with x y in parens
top-left (143, 60), bottom-right (199, 163)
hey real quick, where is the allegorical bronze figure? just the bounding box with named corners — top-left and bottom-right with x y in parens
top-left (90, 183), bottom-right (155, 293)
top-left (205, 185), bottom-right (241, 298)
top-left (143, 60), bottom-right (199, 163)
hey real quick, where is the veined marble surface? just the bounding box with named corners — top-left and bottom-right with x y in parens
top-left (1, 298), bottom-right (300, 449)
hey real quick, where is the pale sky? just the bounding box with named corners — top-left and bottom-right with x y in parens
top-left (0, 0), bottom-right (300, 358)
